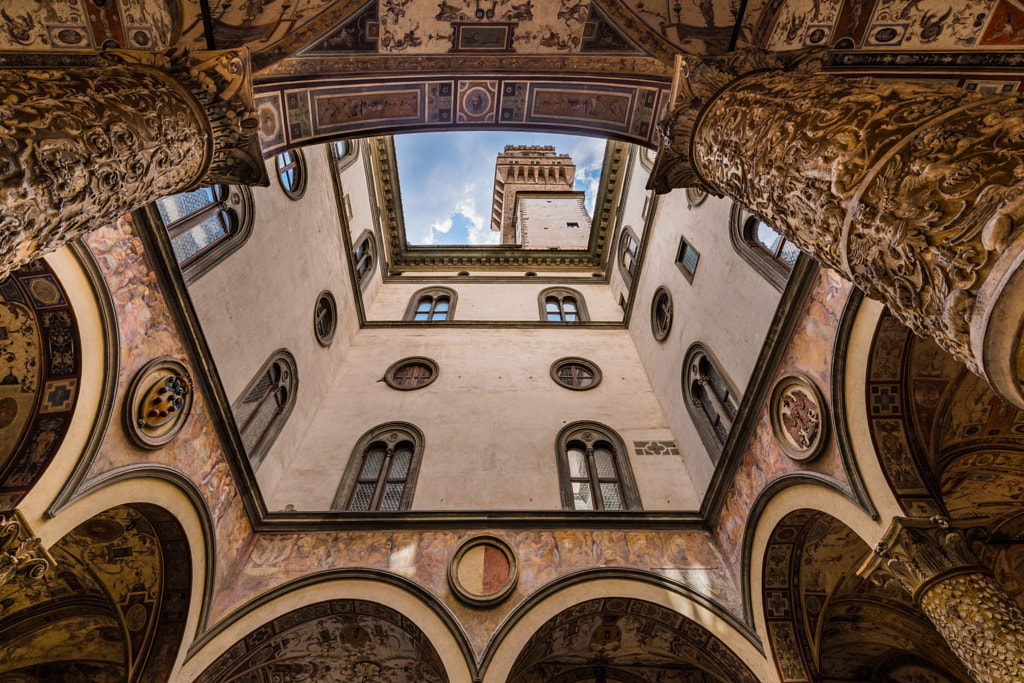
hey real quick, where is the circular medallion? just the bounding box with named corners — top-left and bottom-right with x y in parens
top-left (123, 358), bottom-right (193, 450)
top-left (448, 535), bottom-right (518, 607)
top-left (769, 373), bottom-right (828, 462)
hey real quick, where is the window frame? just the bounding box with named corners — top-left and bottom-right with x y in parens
top-left (384, 356), bottom-right (439, 391)
top-left (617, 227), bottom-right (640, 289)
top-left (275, 148), bottom-right (308, 200)
top-left (330, 137), bottom-right (359, 172)
top-left (352, 230), bottom-right (376, 289)
top-left (404, 287), bottom-right (458, 322)
top-left (332, 423), bottom-right (425, 512)
top-left (555, 422), bottom-right (643, 511)
top-left (550, 357), bottom-right (603, 391)
top-left (675, 237), bottom-right (700, 283)
top-left (538, 287), bottom-right (590, 322)
top-left (232, 349), bottom-right (298, 470)
top-left (149, 184), bottom-right (255, 284)
top-left (682, 343), bottom-right (741, 464)
top-left (650, 286), bottom-right (673, 342)
top-left (729, 202), bottom-right (798, 291)
top-left (314, 290), bottom-right (338, 347)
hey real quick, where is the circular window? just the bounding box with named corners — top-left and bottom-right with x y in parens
top-left (384, 357), bottom-right (439, 390)
top-left (314, 291), bottom-right (337, 346)
top-left (651, 286), bottom-right (672, 342)
top-left (275, 149), bottom-right (307, 199)
top-left (550, 357), bottom-right (602, 390)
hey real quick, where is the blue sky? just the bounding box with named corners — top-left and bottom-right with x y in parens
top-left (394, 131), bottom-right (607, 245)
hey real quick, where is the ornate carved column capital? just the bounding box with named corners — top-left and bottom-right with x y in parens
top-left (859, 516), bottom-right (981, 601)
top-left (648, 49), bottom-right (825, 194)
top-left (102, 47), bottom-right (269, 188)
top-left (0, 510), bottom-right (56, 587)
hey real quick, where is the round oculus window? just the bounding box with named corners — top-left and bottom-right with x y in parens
top-left (651, 286), bottom-right (672, 342)
top-left (551, 357), bottom-right (602, 390)
top-left (314, 291), bottom-right (337, 346)
top-left (275, 149), bottom-right (307, 199)
top-left (384, 357), bottom-right (439, 390)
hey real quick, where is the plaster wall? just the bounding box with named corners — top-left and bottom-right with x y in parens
top-left (518, 194), bottom-right (591, 249)
top-left (339, 140), bottom-right (385, 305)
top-left (607, 149), bottom-right (650, 307)
top-left (187, 149), bottom-right (359, 491)
top-left (628, 191), bottom-right (783, 492)
top-left (263, 326), bottom-right (699, 511)
top-left (365, 281), bottom-right (623, 321)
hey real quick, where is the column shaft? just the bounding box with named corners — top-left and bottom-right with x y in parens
top-left (652, 51), bottom-right (1024, 410)
top-left (0, 48), bottom-right (268, 279)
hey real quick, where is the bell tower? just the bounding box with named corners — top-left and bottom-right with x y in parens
top-left (490, 145), bottom-right (578, 245)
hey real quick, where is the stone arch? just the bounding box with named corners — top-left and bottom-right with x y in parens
top-left (0, 500), bottom-right (196, 682)
top-left (482, 573), bottom-right (771, 683)
top-left (180, 573), bottom-right (472, 683)
top-left (758, 508), bottom-right (971, 683)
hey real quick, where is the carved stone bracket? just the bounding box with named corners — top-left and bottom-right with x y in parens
top-left (650, 50), bottom-right (1024, 411)
top-left (860, 517), bottom-right (1024, 683)
top-left (0, 510), bottom-right (56, 587)
top-left (0, 47), bottom-right (268, 280)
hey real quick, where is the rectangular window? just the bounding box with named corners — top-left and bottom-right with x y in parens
top-left (566, 222), bottom-right (579, 229)
top-left (676, 237), bottom-right (700, 283)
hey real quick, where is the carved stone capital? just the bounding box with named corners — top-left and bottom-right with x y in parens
top-left (859, 517), bottom-right (980, 600)
top-left (0, 510), bottom-right (55, 587)
top-left (102, 47), bottom-right (268, 187)
top-left (648, 49), bottom-right (824, 193)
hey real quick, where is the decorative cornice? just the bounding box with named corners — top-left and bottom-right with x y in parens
top-left (376, 138), bottom-right (629, 272)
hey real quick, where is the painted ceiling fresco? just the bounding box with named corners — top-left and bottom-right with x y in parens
top-left (0, 260), bottom-right (80, 510)
top-left (508, 597), bottom-right (759, 683)
top-left (0, 504), bottom-right (190, 682)
top-left (763, 510), bottom-right (973, 682)
top-left (0, 0), bottom-right (175, 51)
top-left (195, 599), bottom-right (449, 683)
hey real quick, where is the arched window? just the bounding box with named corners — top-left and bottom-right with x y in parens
top-left (232, 350), bottom-right (297, 470)
top-left (683, 344), bottom-right (740, 464)
top-left (618, 227), bottom-right (640, 288)
top-left (275, 149), bottom-right (307, 199)
top-left (154, 184), bottom-right (254, 283)
top-left (405, 287), bottom-right (457, 321)
top-left (539, 287), bottom-right (590, 322)
top-left (352, 231), bottom-right (375, 287)
top-left (730, 203), bottom-right (800, 291)
top-left (332, 423), bottom-right (424, 511)
top-left (556, 422), bottom-right (642, 511)
top-left (330, 137), bottom-right (359, 172)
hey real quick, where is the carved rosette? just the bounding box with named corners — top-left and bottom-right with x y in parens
top-left (0, 48), bottom-right (268, 280)
top-left (0, 510), bottom-right (55, 587)
top-left (860, 517), bottom-right (1024, 683)
top-left (652, 50), bottom-right (1024, 409)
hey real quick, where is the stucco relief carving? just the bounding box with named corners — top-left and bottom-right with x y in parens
top-left (860, 517), bottom-right (1024, 683)
top-left (0, 48), bottom-right (267, 280)
top-left (652, 49), bottom-right (1024, 410)
top-left (0, 510), bottom-right (55, 587)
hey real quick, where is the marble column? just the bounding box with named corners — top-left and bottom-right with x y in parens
top-left (0, 510), bottom-right (54, 587)
top-left (0, 47), bottom-right (269, 280)
top-left (859, 517), bottom-right (1024, 683)
top-left (650, 50), bottom-right (1024, 411)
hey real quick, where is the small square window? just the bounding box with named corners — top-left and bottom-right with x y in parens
top-left (566, 222), bottom-right (579, 229)
top-left (676, 238), bottom-right (700, 283)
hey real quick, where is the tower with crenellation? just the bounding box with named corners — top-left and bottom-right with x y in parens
top-left (490, 145), bottom-right (590, 248)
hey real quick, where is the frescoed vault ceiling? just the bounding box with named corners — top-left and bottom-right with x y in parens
top-left (0, 260), bottom-right (81, 510)
top-left (762, 510), bottom-right (972, 683)
top-left (0, 504), bottom-right (190, 683)
top-left (195, 599), bottom-right (449, 683)
top-left (508, 597), bottom-right (759, 683)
